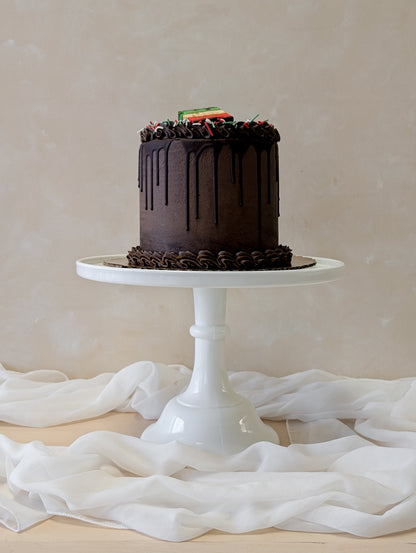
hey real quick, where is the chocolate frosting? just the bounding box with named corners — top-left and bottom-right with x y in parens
top-left (138, 137), bottom-right (280, 252)
top-left (127, 245), bottom-right (292, 271)
top-left (140, 120), bottom-right (280, 143)
top-left (135, 113), bottom-right (290, 272)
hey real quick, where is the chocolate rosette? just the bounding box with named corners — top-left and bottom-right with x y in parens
top-left (177, 251), bottom-right (201, 270)
top-left (235, 251), bottom-right (255, 270)
top-left (140, 128), bottom-right (153, 142)
top-left (216, 251), bottom-right (236, 270)
top-left (251, 251), bottom-right (267, 269)
top-left (193, 123), bottom-right (212, 139)
top-left (197, 250), bottom-right (219, 270)
top-left (127, 247), bottom-right (151, 267)
top-left (215, 124), bottom-right (231, 138)
top-left (153, 126), bottom-right (165, 139)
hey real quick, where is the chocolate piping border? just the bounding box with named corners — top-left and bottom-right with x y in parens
top-left (126, 246), bottom-right (294, 271)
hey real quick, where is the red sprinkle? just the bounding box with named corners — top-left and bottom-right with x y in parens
top-left (204, 121), bottom-right (214, 136)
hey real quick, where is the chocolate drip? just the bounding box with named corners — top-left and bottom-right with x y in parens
top-left (256, 147), bottom-right (262, 249)
top-left (138, 146), bottom-right (143, 192)
top-left (145, 154), bottom-right (149, 210)
top-left (267, 146), bottom-right (271, 204)
top-left (156, 149), bottom-right (160, 187)
top-left (275, 143), bottom-right (280, 217)
top-left (213, 144), bottom-right (219, 224)
top-left (164, 141), bottom-right (172, 205)
top-left (238, 150), bottom-right (244, 206)
top-left (150, 150), bottom-right (156, 210)
top-left (194, 144), bottom-right (211, 219)
top-left (194, 152), bottom-right (199, 219)
top-left (230, 143), bottom-right (249, 207)
top-left (178, 142), bottom-right (214, 230)
top-left (139, 141), bottom-right (172, 207)
top-left (139, 137), bottom-right (279, 240)
top-left (185, 150), bottom-right (190, 230)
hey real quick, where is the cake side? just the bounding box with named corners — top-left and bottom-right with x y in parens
top-left (138, 138), bottom-right (279, 252)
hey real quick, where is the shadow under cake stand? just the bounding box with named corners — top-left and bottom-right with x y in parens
top-left (76, 255), bottom-right (344, 455)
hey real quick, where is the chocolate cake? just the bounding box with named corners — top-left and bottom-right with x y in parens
top-left (127, 108), bottom-right (293, 271)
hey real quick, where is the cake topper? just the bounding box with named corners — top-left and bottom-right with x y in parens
top-left (178, 107), bottom-right (234, 123)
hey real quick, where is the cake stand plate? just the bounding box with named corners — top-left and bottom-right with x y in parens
top-left (76, 255), bottom-right (344, 454)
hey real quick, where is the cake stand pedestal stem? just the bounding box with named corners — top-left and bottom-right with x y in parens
top-left (141, 287), bottom-right (279, 454)
top-left (182, 288), bottom-right (238, 406)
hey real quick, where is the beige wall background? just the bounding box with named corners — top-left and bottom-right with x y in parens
top-left (1, 0), bottom-right (415, 380)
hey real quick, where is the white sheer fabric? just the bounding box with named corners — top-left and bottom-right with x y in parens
top-left (1, 361), bottom-right (416, 541)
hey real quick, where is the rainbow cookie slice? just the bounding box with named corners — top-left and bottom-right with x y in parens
top-left (178, 107), bottom-right (234, 123)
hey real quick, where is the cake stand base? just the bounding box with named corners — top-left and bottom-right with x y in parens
top-left (141, 395), bottom-right (278, 453)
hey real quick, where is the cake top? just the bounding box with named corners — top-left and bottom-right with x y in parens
top-left (139, 107), bottom-right (280, 143)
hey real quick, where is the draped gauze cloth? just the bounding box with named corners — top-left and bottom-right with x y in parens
top-left (1, 361), bottom-right (416, 541)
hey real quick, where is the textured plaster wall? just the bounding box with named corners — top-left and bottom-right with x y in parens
top-left (1, 0), bottom-right (415, 379)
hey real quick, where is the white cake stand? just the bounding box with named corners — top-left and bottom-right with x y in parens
top-left (76, 255), bottom-right (344, 454)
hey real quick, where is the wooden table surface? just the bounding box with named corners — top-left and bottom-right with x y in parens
top-left (1, 413), bottom-right (415, 552)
